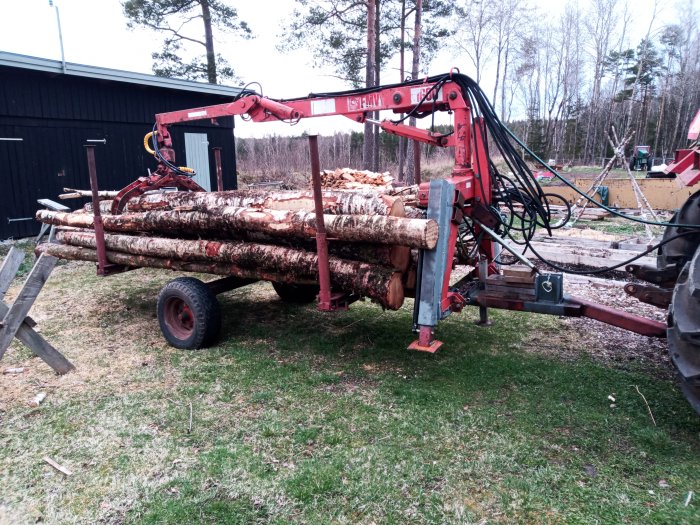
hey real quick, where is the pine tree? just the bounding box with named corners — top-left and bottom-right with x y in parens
top-left (122, 0), bottom-right (251, 84)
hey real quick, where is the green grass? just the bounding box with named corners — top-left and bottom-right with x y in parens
top-left (0, 239), bottom-right (39, 278)
top-left (0, 264), bottom-right (698, 524)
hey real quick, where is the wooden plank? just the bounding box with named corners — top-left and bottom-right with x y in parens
top-left (0, 254), bottom-right (57, 358)
top-left (483, 286), bottom-right (536, 300)
top-left (488, 273), bottom-right (535, 285)
top-left (525, 244), bottom-right (656, 268)
top-left (0, 247), bottom-right (25, 300)
top-left (37, 199), bottom-right (70, 212)
top-left (0, 294), bottom-right (74, 374)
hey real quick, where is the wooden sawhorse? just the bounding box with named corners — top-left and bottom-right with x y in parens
top-left (0, 247), bottom-right (74, 374)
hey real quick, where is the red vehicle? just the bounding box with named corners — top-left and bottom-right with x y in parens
top-left (54, 75), bottom-right (700, 414)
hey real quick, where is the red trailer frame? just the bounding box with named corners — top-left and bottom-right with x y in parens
top-left (93, 75), bottom-right (667, 351)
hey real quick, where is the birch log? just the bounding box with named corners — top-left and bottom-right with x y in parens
top-left (45, 233), bottom-right (405, 309)
top-left (37, 208), bottom-right (438, 249)
top-left (124, 189), bottom-right (405, 216)
top-left (59, 188), bottom-right (118, 200)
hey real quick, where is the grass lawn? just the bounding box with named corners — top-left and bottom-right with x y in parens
top-left (0, 261), bottom-right (698, 524)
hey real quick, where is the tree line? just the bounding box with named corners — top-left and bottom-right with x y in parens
top-left (123, 0), bottom-right (700, 178)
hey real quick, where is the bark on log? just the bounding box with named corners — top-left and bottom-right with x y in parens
top-left (37, 208), bottom-right (438, 249)
top-left (328, 242), bottom-right (410, 272)
top-left (36, 242), bottom-right (306, 284)
top-left (125, 189), bottom-right (405, 217)
top-left (59, 188), bottom-right (118, 200)
top-left (50, 232), bottom-right (405, 309)
top-left (404, 206), bottom-right (426, 219)
top-left (83, 201), bottom-right (114, 214)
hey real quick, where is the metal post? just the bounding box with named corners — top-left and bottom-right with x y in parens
top-left (213, 147), bottom-right (224, 191)
top-left (50, 1), bottom-right (66, 74)
top-left (85, 145), bottom-right (108, 276)
top-left (476, 258), bottom-right (491, 326)
top-left (308, 135), bottom-right (332, 310)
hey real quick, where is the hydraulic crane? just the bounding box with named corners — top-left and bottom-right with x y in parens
top-left (91, 74), bottom-right (700, 413)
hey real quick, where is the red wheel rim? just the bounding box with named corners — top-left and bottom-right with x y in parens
top-left (163, 297), bottom-right (195, 340)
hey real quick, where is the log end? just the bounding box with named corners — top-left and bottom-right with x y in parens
top-left (384, 271), bottom-right (405, 310)
top-left (387, 197), bottom-right (406, 218)
top-left (424, 220), bottom-right (439, 250)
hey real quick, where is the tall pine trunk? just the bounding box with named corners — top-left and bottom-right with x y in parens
top-left (200, 0), bottom-right (217, 84)
top-left (406, 0), bottom-right (423, 184)
top-left (363, 0), bottom-right (377, 170)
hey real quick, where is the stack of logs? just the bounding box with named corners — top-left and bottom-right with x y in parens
top-left (35, 188), bottom-right (436, 310)
top-left (320, 168), bottom-right (394, 190)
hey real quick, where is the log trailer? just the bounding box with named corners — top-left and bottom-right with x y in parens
top-left (36, 73), bottom-right (700, 414)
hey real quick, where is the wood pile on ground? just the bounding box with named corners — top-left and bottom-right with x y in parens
top-left (320, 168), bottom-right (394, 190)
top-left (506, 203), bottom-right (611, 221)
top-left (36, 187), bottom-right (436, 310)
top-left (522, 231), bottom-right (656, 269)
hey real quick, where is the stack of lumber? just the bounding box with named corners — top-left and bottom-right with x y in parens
top-left (36, 188), bottom-right (438, 310)
top-left (523, 233), bottom-right (656, 268)
top-left (504, 203), bottom-right (611, 221)
top-left (320, 168), bottom-right (394, 190)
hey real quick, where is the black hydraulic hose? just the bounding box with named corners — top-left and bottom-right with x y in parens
top-left (503, 124), bottom-right (700, 230)
top-left (516, 230), bottom-right (698, 275)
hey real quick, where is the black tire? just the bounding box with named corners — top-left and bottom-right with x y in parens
top-left (271, 282), bottom-right (319, 304)
top-left (657, 190), bottom-right (700, 271)
top-left (667, 247), bottom-right (700, 415)
top-left (157, 277), bottom-right (221, 349)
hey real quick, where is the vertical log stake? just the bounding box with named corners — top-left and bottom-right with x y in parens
top-left (86, 145), bottom-right (108, 275)
top-left (213, 147), bottom-right (224, 192)
top-left (308, 135), bottom-right (332, 310)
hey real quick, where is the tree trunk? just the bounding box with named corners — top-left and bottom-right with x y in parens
top-left (37, 208), bottom-right (439, 249)
top-left (398, 0), bottom-right (407, 182)
top-left (200, 0), bottom-right (217, 84)
top-left (363, 0), bottom-right (377, 171)
top-left (46, 233), bottom-right (405, 309)
top-left (406, 0), bottom-right (423, 184)
top-left (124, 189), bottom-right (405, 216)
top-left (372, 0), bottom-right (381, 172)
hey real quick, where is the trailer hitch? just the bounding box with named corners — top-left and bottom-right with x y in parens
top-left (626, 263), bottom-right (680, 288)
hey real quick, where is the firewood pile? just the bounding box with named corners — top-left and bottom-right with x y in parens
top-left (320, 168), bottom-right (394, 190)
top-left (36, 188), bottom-right (437, 310)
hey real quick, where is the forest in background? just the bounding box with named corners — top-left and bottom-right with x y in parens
top-left (237, 0), bottom-right (700, 179)
top-left (123, 0), bottom-right (700, 179)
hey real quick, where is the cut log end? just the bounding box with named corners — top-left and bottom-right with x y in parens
top-left (387, 198), bottom-right (405, 218)
top-left (384, 272), bottom-right (405, 310)
top-left (424, 220), bottom-right (439, 250)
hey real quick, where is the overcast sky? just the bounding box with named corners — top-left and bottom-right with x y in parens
top-left (0, 0), bottom-right (680, 137)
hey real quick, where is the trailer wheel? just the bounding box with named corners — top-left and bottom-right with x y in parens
top-left (157, 277), bottom-right (221, 349)
top-left (272, 282), bottom-right (319, 304)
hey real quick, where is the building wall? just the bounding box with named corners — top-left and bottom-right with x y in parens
top-left (0, 66), bottom-right (237, 239)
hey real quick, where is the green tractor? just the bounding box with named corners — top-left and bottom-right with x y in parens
top-left (629, 145), bottom-right (652, 171)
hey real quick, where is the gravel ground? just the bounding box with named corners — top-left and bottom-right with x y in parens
top-left (533, 274), bottom-right (673, 379)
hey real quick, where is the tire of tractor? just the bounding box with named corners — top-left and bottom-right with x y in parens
top-left (667, 245), bottom-right (700, 414)
top-left (271, 282), bottom-right (319, 304)
top-left (157, 277), bottom-right (221, 350)
top-left (657, 189), bottom-right (700, 270)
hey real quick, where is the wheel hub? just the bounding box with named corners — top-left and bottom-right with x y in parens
top-left (164, 297), bottom-right (195, 339)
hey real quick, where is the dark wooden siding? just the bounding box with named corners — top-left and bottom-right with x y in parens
top-left (0, 66), bottom-right (237, 240)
